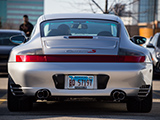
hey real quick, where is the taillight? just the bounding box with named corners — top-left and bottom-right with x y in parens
top-left (16, 55), bottom-right (145, 62)
top-left (16, 48), bottom-right (145, 63)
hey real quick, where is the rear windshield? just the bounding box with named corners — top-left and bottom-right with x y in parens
top-left (40, 19), bottom-right (119, 37)
top-left (0, 32), bottom-right (21, 46)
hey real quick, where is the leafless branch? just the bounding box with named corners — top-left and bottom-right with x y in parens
top-left (91, 0), bottom-right (104, 13)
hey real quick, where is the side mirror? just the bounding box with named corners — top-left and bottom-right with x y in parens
top-left (146, 43), bottom-right (155, 48)
top-left (131, 36), bottom-right (147, 45)
top-left (10, 35), bottom-right (26, 45)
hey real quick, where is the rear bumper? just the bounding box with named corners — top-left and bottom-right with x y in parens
top-left (8, 62), bottom-right (153, 97)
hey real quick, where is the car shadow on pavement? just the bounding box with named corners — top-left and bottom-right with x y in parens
top-left (4, 101), bottom-right (159, 117)
top-left (0, 74), bottom-right (8, 78)
top-left (30, 101), bottom-right (129, 115)
top-left (1, 99), bottom-right (159, 120)
top-left (153, 74), bottom-right (160, 80)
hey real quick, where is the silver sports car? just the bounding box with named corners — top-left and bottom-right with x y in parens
top-left (8, 13), bottom-right (153, 112)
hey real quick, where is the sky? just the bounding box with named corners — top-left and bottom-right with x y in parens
top-left (44, 0), bottom-right (132, 15)
top-left (44, 0), bottom-right (106, 14)
top-left (44, 0), bottom-right (133, 15)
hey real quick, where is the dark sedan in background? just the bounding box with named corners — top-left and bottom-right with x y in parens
top-left (0, 29), bottom-right (25, 73)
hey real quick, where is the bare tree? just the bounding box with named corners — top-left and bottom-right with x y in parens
top-left (111, 3), bottom-right (126, 16)
top-left (53, 0), bottom-right (142, 16)
top-left (91, 0), bottom-right (105, 13)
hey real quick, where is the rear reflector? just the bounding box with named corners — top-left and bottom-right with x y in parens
top-left (68, 36), bottom-right (93, 39)
top-left (16, 55), bottom-right (145, 63)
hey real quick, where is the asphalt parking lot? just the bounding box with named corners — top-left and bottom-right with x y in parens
top-left (0, 74), bottom-right (160, 120)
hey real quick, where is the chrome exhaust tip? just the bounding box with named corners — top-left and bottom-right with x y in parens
top-left (36, 89), bottom-right (51, 100)
top-left (112, 90), bottom-right (126, 101)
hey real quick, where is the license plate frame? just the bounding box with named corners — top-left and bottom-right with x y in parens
top-left (67, 75), bottom-right (95, 89)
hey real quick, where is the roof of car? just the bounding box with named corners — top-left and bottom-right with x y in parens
top-left (0, 29), bottom-right (23, 33)
top-left (39, 13), bottom-right (120, 23)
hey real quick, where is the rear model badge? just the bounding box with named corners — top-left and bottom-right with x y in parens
top-left (66, 49), bottom-right (96, 53)
top-left (88, 49), bottom-right (96, 53)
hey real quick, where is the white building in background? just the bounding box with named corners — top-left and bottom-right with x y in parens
top-left (120, 17), bottom-right (134, 25)
top-left (0, 0), bottom-right (44, 29)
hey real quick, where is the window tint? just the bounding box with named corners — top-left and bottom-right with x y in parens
top-left (0, 32), bottom-right (21, 46)
top-left (41, 19), bottom-right (119, 37)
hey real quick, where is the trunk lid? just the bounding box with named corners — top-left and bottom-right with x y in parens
top-left (42, 36), bottom-right (119, 55)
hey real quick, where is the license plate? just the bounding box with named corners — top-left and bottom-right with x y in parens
top-left (68, 75), bottom-right (94, 89)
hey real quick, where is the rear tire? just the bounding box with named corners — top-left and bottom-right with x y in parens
top-left (7, 75), bottom-right (33, 111)
top-left (127, 87), bottom-right (152, 113)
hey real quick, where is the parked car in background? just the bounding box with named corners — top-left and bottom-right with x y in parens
top-left (142, 37), bottom-right (152, 48)
top-left (130, 35), bottom-right (147, 46)
top-left (0, 29), bottom-right (25, 73)
top-left (8, 13), bottom-right (153, 112)
top-left (146, 33), bottom-right (160, 74)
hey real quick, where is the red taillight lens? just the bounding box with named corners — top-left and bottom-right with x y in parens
top-left (16, 55), bottom-right (145, 63)
top-left (16, 55), bottom-right (47, 62)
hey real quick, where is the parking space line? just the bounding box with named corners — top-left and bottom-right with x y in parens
top-left (0, 94), bottom-right (7, 105)
top-left (153, 91), bottom-right (160, 96)
top-left (0, 99), bottom-right (7, 101)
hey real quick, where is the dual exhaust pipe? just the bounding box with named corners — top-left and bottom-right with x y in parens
top-left (112, 90), bottom-right (126, 101)
top-left (36, 89), bottom-right (51, 100)
top-left (36, 89), bottom-right (125, 101)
